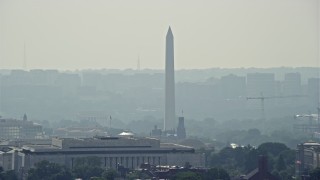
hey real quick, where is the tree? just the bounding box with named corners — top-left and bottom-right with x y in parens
top-left (279, 150), bottom-right (295, 166)
top-left (276, 155), bottom-right (286, 171)
top-left (258, 142), bottom-right (289, 157)
top-left (0, 167), bottom-right (4, 180)
top-left (278, 170), bottom-right (292, 180)
top-left (204, 168), bottom-right (230, 180)
top-left (310, 167), bottom-right (320, 180)
top-left (89, 177), bottom-right (104, 180)
top-left (172, 171), bottom-right (203, 180)
top-left (72, 156), bottom-right (104, 180)
top-left (102, 169), bottom-right (119, 180)
top-left (244, 148), bottom-right (259, 173)
top-left (2, 170), bottom-right (18, 180)
top-left (126, 171), bottom-right (150, 180)
top-left (27, 160), bottom-right (72, 180)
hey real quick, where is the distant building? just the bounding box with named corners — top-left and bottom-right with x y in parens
top-left (151, 125), bottom-right (162, 138)
top-left (55, 73), bottom-right (81, 95)
top-left (246, 73), bottom-right (276, 111)
top-left (177, 117), bottom-right (186, 139)
top-left (81, 72), bottom-right (102, 88)
top-left (0, 116), bottom-right (43, 140)
top-left (307, 78), bottom-right (320, 108)
top-left (278, 72), bottom-right (304, 107)
top-left (247, 73), bottom-right (275, 97)
top-left (151, 116), bottom-right (187, 140)
top-left (53, 127), bottom-right (107, 138)
top-left (12, 137), bottom-right (205, 175)
top-left (220, 74), bottom-right (246, 99)
top-left (283, 72), bottom-right (301, 96)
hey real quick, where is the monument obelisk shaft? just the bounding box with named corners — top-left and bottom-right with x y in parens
top-left (164, 27), bottom-right (175, 131)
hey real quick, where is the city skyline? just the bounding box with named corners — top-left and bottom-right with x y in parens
top-left (0, 0), bottom-right (319, 70)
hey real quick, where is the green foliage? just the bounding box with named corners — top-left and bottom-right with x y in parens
top-left (26, 157), bottom-right (120, 180)
top-left (244, 147), bottom-right (259, 173)
top-left (27, 160), bottom-right (72, 180)
top-left (257, 142), bottom-right (289, 157)
top-left (310, 167), bottom-right (320, 180)
top-left (208, 142), bottom-right (295, 178)
top-left (210, 145), bottom-right (260, 174)
top-left (89, 177), bottom-right (104, 180)
top-left (0, 167), bottom-right (17, 180)
top-left (276, 155), bottom-right (286, 171)
top-left (0, 167), bottom-right (4, 180)
top-left (73, 156), bottom-right (104, 180)
top-left (2, 170), bottom-right (18, 180)
top-left (102, 169), bottom-right (119, 180)
top-left (278, 170), bottom-right (292, 180)
top-left (172, 171), bottom-right (203, 180)
top-left (279, 150), bottom-right (295, 165)
top-left (205, 168), bottom-right (230, 180)
top-left (126, 171), bottom-right (150, 180)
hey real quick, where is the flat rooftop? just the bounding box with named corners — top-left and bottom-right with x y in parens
top-left (21, 137), bottom-right (195, 154)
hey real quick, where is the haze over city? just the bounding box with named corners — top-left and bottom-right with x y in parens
top-left (1, 1), bottom-right (320, 180)
top-left (0, 0), bottom-right (319, 70)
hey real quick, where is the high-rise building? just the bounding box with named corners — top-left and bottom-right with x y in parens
top-left (307, 78), bottom-right (320, 108)
top-left (220, 74), bottom-right (246, 99)
top-left (247, 73), bottom-right (275, 97)
top-left (164, 27), bottom-right (176, 131)
top-left (283, 72), bottom-right (301, 96)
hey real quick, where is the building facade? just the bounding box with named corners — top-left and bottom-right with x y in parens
top-left (296, 142), bottom-right (320, 177)
top-left (0, 117), bottom-right (43, 140)
top-left (12, 137), bottom-right (204, 178)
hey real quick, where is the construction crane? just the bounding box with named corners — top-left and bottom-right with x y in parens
top-left (246, 93), bottom-right (306, 121)
top-left (293, 112), bottom-right (319, 132)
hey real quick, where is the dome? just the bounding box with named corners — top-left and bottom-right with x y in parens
top-left (118, 131), bottom-right (134, 137)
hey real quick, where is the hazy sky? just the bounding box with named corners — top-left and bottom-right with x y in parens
top-left (0, 0), bottom-right (319, 70)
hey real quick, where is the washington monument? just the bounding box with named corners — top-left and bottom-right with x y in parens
top-left (164, 26), bottom-right (176, 131)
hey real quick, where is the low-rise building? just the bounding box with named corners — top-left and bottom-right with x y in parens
top-left (0, 146), bottom-right (15, 171)
top-left (13, 136), bottom-right (204, 177)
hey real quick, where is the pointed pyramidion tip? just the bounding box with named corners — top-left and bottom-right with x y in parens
top-left (167, 26), bottom-right (173, 36)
